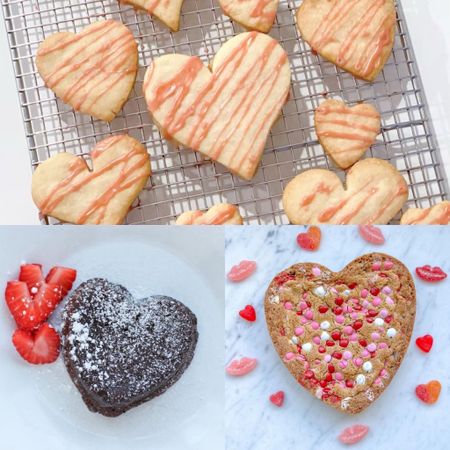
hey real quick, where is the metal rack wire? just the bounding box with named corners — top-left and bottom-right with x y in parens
top-left (1, 0), bottom-right (447, 224)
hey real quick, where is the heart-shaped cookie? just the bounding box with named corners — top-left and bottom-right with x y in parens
top-left (31, 135), bottom-right (151, 225)
top-left (120, 0), bottom-right (184, 31)
top-left (282, 158), bottom-right (408, 224)
top-left (400, 201), bottom-right (450, 225)
top-left (219, 0), bottom-right (279, 33)
top-left (175, 203), bottom-right (243, 224)
top-left (36, 20), bottom-right (138, 122)
top-left (315, 99), bottom-right (381, 169)
top-left (63, 278), bottom-right (198, 416)
top-left (143, 31), bottom-right (291, 180)
top-left (296, 0), bottom-right (396, 81)
top-left (264, 253), bottom-right (416, 414)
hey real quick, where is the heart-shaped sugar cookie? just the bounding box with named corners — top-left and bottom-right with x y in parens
top-left (36, 20), bottom-right (138, 122)
top-left (120, 0), bottom-right (184, 31)
top-left (315, 99), bottom-right (380, 169)
top-left (296, 0), bottom-right (396, 81)
top-left (144, 31), bottom-right (291, 180)
top-left (175, 203), bottom-right (243, 224)
top-left (400, 201), bottom-right (450, 225)
top-left (282, 158), bottom-right (408, 224)
top-left (219, 0), bottom-right (279, 33)
top-left (63, 278), bottom-right (198, 416)
top-left (31, 135), bottom-right (151, 225)
top-left (264, 253), bottom-right (416, 414)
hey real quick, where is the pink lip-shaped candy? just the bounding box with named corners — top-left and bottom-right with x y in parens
top-left (226, 357), bottom-right (258, 376)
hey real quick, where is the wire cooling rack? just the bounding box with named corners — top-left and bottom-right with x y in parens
top-left (1, 0), bottom-right (448, 224)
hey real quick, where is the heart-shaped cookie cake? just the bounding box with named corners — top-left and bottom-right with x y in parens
top-left (282, 158), bottom-right (408, 224)
top-left (296, 0), bottom-right (396, 81)
top-left (31, 135), bottom-right (151, 225)
top-left (315, 99), bottom-right (381, 169)
top-left (143, 31), bottom-right (291, 180)
top-left (219, 0), bottom-right (279, 33)
top-left (401, 201), bottom-right (450, 225)
top-left (63, 278), bottom-right (198, 417)
top-left (264, 253), bottom-right (416, 414)
top-left (36, 20), bottom-right (138, 122)
top-left (120, 0), bottom-right (184, 31)
top-left (175, 203), bottom-right (243, 225)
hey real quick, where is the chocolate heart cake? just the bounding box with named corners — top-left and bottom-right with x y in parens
top-left (264, 253), bottom-right (415, 414)
top-left (62, 279), bottom-right (198, 417)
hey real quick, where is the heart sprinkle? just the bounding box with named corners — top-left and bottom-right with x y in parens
top-left (226, 357), bottom-right (258, 376)
top-left (269, 390), bottom-right (285, 407)
top-left (415, 380), bottom-right (441, 404)
top-left (239, 305), bottom-right (256, 322)
top-left (358, 225), bottom-right (385, 245)
top-left (415, 334), bottom-right (433, 353)
top-left (338, 424), bottom-right (369, 445)
top-left (227, 260), bottom-right (257, 282)
top-left (415, 265), bottom-right (447, 282)
top-left (297, 226), bottom-right (321, 251)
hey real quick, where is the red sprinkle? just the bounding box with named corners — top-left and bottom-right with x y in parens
top-left (227, 260), bottom-right (257, 282)
top-left (416, 334), bottom-right (433, 353)
top-left (338, 424), bottom-right (369, 445)
top-left (358, 224), bottom-right (385, 245)
top-left (239, 305), bottom-right (256, 322)
top-left (269, 390), bottom-right (285, 407)
top-left (416, 265), bottom-right (447, 282)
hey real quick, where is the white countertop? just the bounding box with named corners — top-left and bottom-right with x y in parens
top-left (0, 0), bottom-right (449, 224)
top-left (225, 225), bottom-right (450, 450)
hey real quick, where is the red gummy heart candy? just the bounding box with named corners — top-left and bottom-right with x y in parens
top-left (416, 380), bottom-right (441, 404)
top-left (358, 225), bottom-right (385, 245)
top-left (297, 226), bottom-right (321, 251)
top-left (269, 390), bottom-right (284, 407)
top-left (416, 334), bottom-right (433, 353)
top-left (415, 265), bottom-right (447, 282)
top-left (227, 260), bottom-right (257, 282)
top-left (338, 424), bottom-right (369, 445)
top-left (239, 305), bottom-right (256, 322)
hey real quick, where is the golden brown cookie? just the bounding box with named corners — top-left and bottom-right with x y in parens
top-left (31, 135), bottom-right (151, 225)
top-left (315, 99), bottom-right (381, 169)
top-left (296, 0), bottom-right (396, 81)
top-left (143, 32), bottom-right (291, 180)
top-left (400, 201), bottom-right (450, 225)
top-left (282, 158), bottom-right (408, 224)
top-left (175, 203), bottom-right (243, 224)
top-left (36, 20), bottom-right (138, 122)
top-left (264, 253), bottom-right (416, 414)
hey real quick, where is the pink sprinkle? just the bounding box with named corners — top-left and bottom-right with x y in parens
top-left (372, 297), bottom-right (382, 307)
top-left (299, 302), bottom-right (307, 310)
top-left (330, 287), bottom-right (338, 294)
top-left (372, 261), bottom-right (381, 271)
top-left (374, 377), bottom-right (383, 386)
top-left (378, 342), bottom-right (388, 350)
top-left (380, 309), bottom-right (388, 318)
top-left (384, 260), bottom-right (394, 269)
top-left (339, 360), bottom-right (348, 369)
top-left (300, 317), bottom-right (308, 324)
top-left (285, 352), bottom-right (294, 361)
top-left (311, 321), bottom-right (319, 330)
top-left (226, 357), bottom-right (258, 376)
top-left (386, 296), bottom-right (394, 305)
top-left (349, 334), bottom-right (358, 342)
top-left (335, 315), bottom-right (345, 324)
top-left (382, 286), bottom-right (392, 295)
top-left (343, 351), bottom-right (352, 360)
top-left (354, 358), bottom-right (363, 367)
top-left (343, 326), bottom-right (353, 335)
top-left (367, 343), bottom-right (377, 352)
top-left (362, 300), bottom-right (370, 308)
top-left (351, 312), bottom-right (359, 320)
top-left (284, 302), bottom-right (293, 310)
top-left (302, 292), bottom-right (308, 299)
top-left (348, 306), bottom-right (354, 313)
top-left (361, 349), bottom-right (370, 358)
top-left (371, 332), bottom-right (380, 340)
top-left (324, 354), bottom-right (332, 363)
top-left (380, 369), bottom-right (388, 377)
top-left (304, 310), bottom-right (314, 320)
top-left (295, 327), bottom-right (304, 336)
top-left (360, 289), bottom-right (369, 298)
top-left (313, 336), bottom-right (321, 345)
top-left (335, 372), bottom-right (344, 381)
top-left (312, 267), bottom-right (321, 276)
top-left (342, 305), bottom-right (348, 313)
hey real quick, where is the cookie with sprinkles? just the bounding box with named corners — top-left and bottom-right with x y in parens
top-left (264, 253), bottom-right (416, 414)
top-left (62, 278), bottom-right (198, 417)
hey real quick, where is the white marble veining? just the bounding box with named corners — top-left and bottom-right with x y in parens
top-left (225, 226), bottom-right (450, 450)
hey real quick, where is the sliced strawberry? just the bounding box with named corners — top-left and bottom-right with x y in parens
top-left (45, 266), bottom-right (77, 297)
top-left (19, 264), bottom-right (43, 292)
top-left (12, 322), bottom-right (60, 364)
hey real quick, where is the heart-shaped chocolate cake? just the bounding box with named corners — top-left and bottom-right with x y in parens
top-left (264, 253), bottom-right (415, 414)
top-left (62, 279), bottom-right (198, 417)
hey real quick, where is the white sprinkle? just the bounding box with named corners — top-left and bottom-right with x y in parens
top-left (356, 374), bottom-right (366, 385)
top-left (313, 286), bottom-right (327, 297)
top-left (366, 389), bottom-right (375, 401)
top-left (291, 336), bottom-right (299, 344)
top-left (342, 289), bottom-right (351, 297)
top-left (30, 287), bottom-right (38, 294)
top-left (315, 387), bottom-right (323, 399)
top-left (302, 342), bottom-right (312, 352)
top-left (341, 397), bottom-right (351, 410)
top-left (269, 295), bottom-right (280, 304)
top-left (363, 361), bottom-right (373, 372)
top-left (374, 318), bottom-right (384, 326)
top-left (320, 331), bottom-right (330, 341)
top-left (386, 328), bottom-right (397, 338)
top-left (320, 320), bottom-right (330, 330)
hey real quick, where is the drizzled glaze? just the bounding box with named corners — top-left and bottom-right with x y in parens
top-left (144, 32), bottom-right (290, 180)
top-left (35, 136), bottom-right (150, 225)
top-left (304, 0), bottom-right (395, 80)
top-left (220, 0), bottom-right (277, 30)
top-left (36, 20), bottom-right (137, 121)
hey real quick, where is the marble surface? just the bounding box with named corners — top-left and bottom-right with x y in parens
top-left (225, 226), bottom-right (450, 450)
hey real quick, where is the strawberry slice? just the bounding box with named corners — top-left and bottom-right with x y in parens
top-left (416, 265), bottom-right (447, 282)
top-left (12, 322), bottom-right (60, 364)
top-left (19, 264), bottom-right (43, 292)
top-left (45, 266), bottom-right (77, 297)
